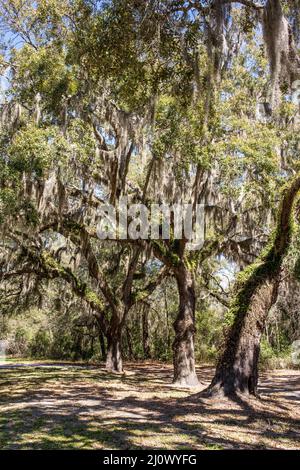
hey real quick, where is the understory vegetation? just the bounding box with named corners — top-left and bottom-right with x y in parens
top-left (2, 293), bottom-right (296, 369)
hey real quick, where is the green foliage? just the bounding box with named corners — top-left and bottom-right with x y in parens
top-left (11, 327), bottom-right (31, 356)
top-left (30, 328), bottom-right (52, 358)
top-left (260, 337), bottom-right (292, 370)
top-left (12, 44), bottom-right (78, 112)
top-left (195, 308), bottom-right (224, 363)
top-left (0, 188), bottom-right (18, 224)
top-left (67, 119), bottom-right (96, 166)
top-left (2, 306), bottom-right (100, 361)
top-left (153, 93), bottom-right (219, 169)
top-left (8, 125), bottom-right (61, 177)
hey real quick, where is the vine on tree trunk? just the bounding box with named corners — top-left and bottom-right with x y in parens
top-left (204, 173), bottom-right (300, 397)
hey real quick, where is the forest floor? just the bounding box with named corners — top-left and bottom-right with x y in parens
top-left (0, 360), bottom-right (300, 450)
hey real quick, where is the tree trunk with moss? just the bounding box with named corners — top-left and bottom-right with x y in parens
top-left (205, 173), bottom-right (300, 397)
top-left (207, 278), bottom-right (279, 396)
top-left (172, 264), bottom-right (199, 387)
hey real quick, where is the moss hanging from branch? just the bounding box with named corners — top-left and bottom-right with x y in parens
top-left (263, 0), bottom-right (300, 109)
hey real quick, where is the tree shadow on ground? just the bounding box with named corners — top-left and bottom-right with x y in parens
top-left (0, 363), bottom-right (299, 450)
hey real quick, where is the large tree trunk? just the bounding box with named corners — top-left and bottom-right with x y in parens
top-left (172, 264), bottom-right (199, 387)
top-left (106, 330), bottom-right (123, 373)
top-left (207, 279), bottom-right (278, 397)
top-left (105, 306), bottom-right (128, 373)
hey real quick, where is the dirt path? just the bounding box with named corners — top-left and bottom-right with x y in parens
top-left (0, 362), bottom-right (299, 449)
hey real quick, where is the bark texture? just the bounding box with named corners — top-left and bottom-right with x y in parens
top-left (172, 265), bottom-right (199, 387)
top-left (106, 329), bottom-right (123, 373)
top-left (208, 280), bottom-right (278, 396)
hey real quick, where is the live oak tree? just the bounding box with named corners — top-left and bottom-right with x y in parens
top-left (66, 0), bottom-right (284, 386)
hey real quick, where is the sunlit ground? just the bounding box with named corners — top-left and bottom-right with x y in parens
top-left (0, 361), bottom-right (299, 450)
